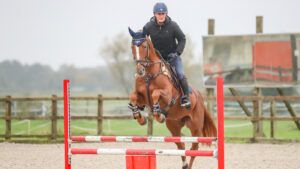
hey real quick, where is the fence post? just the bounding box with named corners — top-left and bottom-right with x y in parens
top-left (252, 88), bottom-right (264, 140)
top-left (256, 16), bottom-right (263, 34)
top-left (208, 18), bottom-right (215, 35)
top-left (270, 100), bottom-right (276, 139)
top-left (5, 95), bottom-right (12, 141)
top-left (207, 18), bottom-right (215, 119)
top-left (206, 88), bottom-right (215, 117)
top-left (51, 95), bottom-right (58, 141)
top-left (290, 34), bottom-right (298, 81)
top-left (147, 110), bottom-right (154, 136)
top-left (97, 95), bottom-right (103, 135)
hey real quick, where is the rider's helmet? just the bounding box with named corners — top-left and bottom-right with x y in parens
top-left (153, 2), bottom-right (168, 14)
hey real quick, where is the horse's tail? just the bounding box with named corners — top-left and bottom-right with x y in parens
top-left (197, 91), bottom-right (217, 137)
top-left (203, 107), bottom-right (217, 137)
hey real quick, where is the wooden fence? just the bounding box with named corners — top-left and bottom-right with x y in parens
top-left (0, 95), bottom-right (300, 142)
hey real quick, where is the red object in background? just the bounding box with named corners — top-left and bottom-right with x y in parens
top-left (253, 41), bottom-right (293, 82)
top-left (126, 155), bottom-right (156, 169)
top-left (204, 63), bottom-right (222, 75)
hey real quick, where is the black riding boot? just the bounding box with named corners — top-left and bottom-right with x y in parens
top-left (180, 77), bottom-right (191, 109)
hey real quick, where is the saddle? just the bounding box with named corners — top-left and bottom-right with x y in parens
top-left (155, 50), bottom-right (193, 95)
top-left (155, 50), bottom-right (182, 92)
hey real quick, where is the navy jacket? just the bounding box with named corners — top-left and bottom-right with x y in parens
top-left (143, 16), bottom-right (186, 59)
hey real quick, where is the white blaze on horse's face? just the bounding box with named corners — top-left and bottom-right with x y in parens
top-left (135, 46), bottom-right (140, 60)
top-left (134, 45), bottom-right (146, 77)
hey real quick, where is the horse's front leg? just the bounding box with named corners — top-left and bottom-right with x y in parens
top-left (151, 89), bottom-right (168, 123)
top-left (128, 91), bottom-right (147, 125)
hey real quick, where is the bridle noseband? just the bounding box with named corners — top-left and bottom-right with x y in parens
top-left (132, 38), bottom-right (162, 71)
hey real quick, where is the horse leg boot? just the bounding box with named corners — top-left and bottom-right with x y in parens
top-left (151, 89), bottom-right (166, 123)
top-left (128, 92), bottom-right (147, 125)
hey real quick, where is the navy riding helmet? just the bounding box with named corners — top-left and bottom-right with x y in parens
top-left (153, 2), bottom-right (168, 13)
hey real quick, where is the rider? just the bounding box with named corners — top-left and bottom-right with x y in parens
top-left (143, 2), bottom-right (191, 108)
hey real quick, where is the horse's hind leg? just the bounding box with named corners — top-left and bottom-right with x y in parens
top-left (166, 119), bottom-right (188, 169)
top-left (129, 91), bottom-right (147, 125)
top-left (188, 132), bottom-right (200, 169)
top-left (186, 124), bottom-right (202, 169)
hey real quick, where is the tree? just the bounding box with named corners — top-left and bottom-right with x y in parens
top-left (100, 32), bottom-right (135, 94)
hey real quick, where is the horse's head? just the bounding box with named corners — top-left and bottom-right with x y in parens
top-left (128, 27), bottom-right (156, 77)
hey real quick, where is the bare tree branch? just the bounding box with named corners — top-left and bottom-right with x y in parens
top-left (100, 32), bottom-right (134, 94)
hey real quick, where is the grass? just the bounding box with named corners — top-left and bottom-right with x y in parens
top-left (224, 120), bottom-right (253, 138)
top-left (0, 119), bottom-right (299, 140)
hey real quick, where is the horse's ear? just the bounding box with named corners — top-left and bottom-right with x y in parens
top-left (128, 27), bottom-right (135, 37)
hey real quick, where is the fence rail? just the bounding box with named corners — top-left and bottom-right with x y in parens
top-left (0, 95), bottom-right (300, 142)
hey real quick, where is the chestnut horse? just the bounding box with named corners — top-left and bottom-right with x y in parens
top-left (128, 28), bottom-right (217, 169)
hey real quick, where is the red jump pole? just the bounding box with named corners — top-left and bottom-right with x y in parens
top-left (64, 80), bottom-right (71, 169)
top-left (217, 77), bottom-right (224, 169)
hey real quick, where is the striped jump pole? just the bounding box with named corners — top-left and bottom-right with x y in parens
top-left (64, 77), bottom-right (225, 169)
top-left (71, 136), bottom-right (217, 144)
top-left (71, 148), bottom-right (217, 157)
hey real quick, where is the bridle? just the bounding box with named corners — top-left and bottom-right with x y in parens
top-left (132, 38), bottom-right (164, 78)
top-left (132, 38), bottom-right (161, 68)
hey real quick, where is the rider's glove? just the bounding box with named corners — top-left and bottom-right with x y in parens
top-left (167, 52), bottom-right (179, 61)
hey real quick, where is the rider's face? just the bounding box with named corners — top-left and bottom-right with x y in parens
top-left (154, 13), bottom-right (167, 24)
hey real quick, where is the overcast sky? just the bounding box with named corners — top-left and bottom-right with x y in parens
top-left (0, 0), bottom-right (299, 70)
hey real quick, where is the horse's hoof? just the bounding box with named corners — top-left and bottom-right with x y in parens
top-left (182, 164), bottom-right (188, 169)
top-left (138, 117), bottom-right (147, 126)
top-left (155, 114), bottom-right (165, 123)
top-left (133, 112), bottom-right (141, 119)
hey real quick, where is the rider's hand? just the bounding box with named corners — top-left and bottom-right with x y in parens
top-left (167, 52), bottom-right (179, 61)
